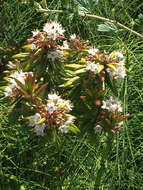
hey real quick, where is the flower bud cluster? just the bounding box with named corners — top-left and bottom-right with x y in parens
top-left (85, 49), bottom-right (126, 82)
top-left (26, 21), bottom-right (66, 62)
top-left (94, 96), bottom-right (128, 134)
top-left (29, 93), bottom-right (75, 136)
top-left (4, 71), bottom-right (31, 97)
top-left (102, 96), bottom-right (122, 113)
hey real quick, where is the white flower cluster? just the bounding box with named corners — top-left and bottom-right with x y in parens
top-left (4, 71), bottom-right (28, 97)
top-left (58, 115), bottom-right (74, 133)
top-left (29, 113), bottom-right (46, 136)
top-left (86, 62), bottom-right (101, 75)
top-left (102, 96), bottom-right (122, 112)
top-left (107, 51), bottom-right (126, 83)
top-left (48, 50), bottom-right (63, 61)
top-left (46, 93), bottom-right (73, 113)
top-left (114, 51), bottom-right (124, 59)
top-left (88, 48), bottom-right (99, 56)
top-left (60, 41), bottom-right (69, 50)
top-left (34, 123), bottom-right (46, 136)
top-left (70, 34), bottom-right (76, 40)
top-left (47, 93), bottom-right (74, 133)
top-left (43, 21), bottom-right (65, 40)
top-left (47, 41), bottom-right (69, 61)
top-left (30, 43), bottom-right (37, 51)
top-left (29, 93), bottom-right (74, 136)
top-left (32, 29), bottom-right (40, 37)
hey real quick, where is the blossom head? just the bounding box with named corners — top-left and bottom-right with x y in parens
top-left (88, 48), bottom-right (99, 56)
top-left (101, 96), bottom-right (122, 113)
top-left (4, 71), bottom-right (30, 98)
top-left (43, 21), bottom-right (65, 40)
top-left (34, 123), bottom-right (46, 136)
top-left (28, 93), bottom-right (76, 137)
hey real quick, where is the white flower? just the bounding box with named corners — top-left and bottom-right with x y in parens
top-left (65, 116), bottom-right (74, 125)
top-left (29, 113), bottom-right (41, 127)
top-left (46, 102), bottom-right (57, 114)
top-left (94, 125), bottom-right (103, 134)
top-left (88, 48), bottom-right (99, 55)
top-left (116, 66), bottom-right (126, 82)
top-left (102, 96), bottom-right (122, 112)
top-left (34, 123), bottom-right (46, 136)
top-left (119, 60), bottom-right (125, 65)
top-left (59, 124), bottom-right (69, 133)
top-left (7, 61), bottom-right (15, 69)
top-left (116, 121), bottom-right (123, 127)
top-left (10, 71), bottom-right (26, 86)
top-left (48, 50), bottom-right (63, 61)
top-left (4, 71), bottom-right (28, 97)
top-left (32, 30), bottom-right (40, 37)
top-left (48, 93), bottom-right (59, 100)
top-left (70, 34), bottom-right (76, 40)
top-left (106, 68), bottom-right (112, 76)
top-left (65, 101), bottom-right (73, 111)
top-left (114, 51), bottom-right (123, 59)
top-left (43, 22), bottom-right (65, 40)
top-left (58, 115), bottom-right (74, 133)
top-left (107, 64), bottom-right (126, 83)
top-left (30, 43), bottom-right (37, 50)
top-left (4, 86), bottom-right (13, 97)
top-left (43, 161), bottom-right (47, 165)
top-left (44, 93), bottom-right (75, 132)
top-left (60, 41), bottom-right (69, 50)
top-left (86, 62), bottom-right (101, 75)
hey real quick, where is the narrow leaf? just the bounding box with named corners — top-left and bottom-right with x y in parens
top-left (74, 68), bottom-right (86, 74)
top-left (65, 64), bottom-right (85, 70)
top-left (69, 124), bottom-right (80, 134)
top-left (35, 82), bottom-right (48, 97)
top-left (37, 117), bottom-right (46, 125)
top-left (107, 64), bottom-right (116, 71)
top-left (59, 76), bottom-right (80, 87)
top-left (12, 53), bottom-right (29, 59)
top-left (14, 78), bottom-right (26, 92)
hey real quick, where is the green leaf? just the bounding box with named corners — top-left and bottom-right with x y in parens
top-left (97, 22), bottom-right (118, 33)
top-left (41, 0), bottom-right (48, 9)
top-left (74, 68), bottom-right (86, 75)
top-left (35, 82), bottom-right (48, 97)
top-left (59, 76), bottom-right (80, 87)
top-left (14, 78), bottom-right (26, 91)
top-left (65, 64), bottom-right (85, 70)
top-left (3, 77), bottom-right (11, 82)
top-left (12, 53), bottom-right (29, 59)
top-left (76, 4), bottom-right (89, 14)
top-left (105, 73), bottom-right (118, 97)
top-left (34, 1), bottom-right (43, 11)
top-left (119, 78), bottom-right (126, 101)
top-left (20, 185), bottom-right (26, 190)
top-left (69, 124), bottom-right (80, 134)
top-left (0, 86), bottom-right (7, 90)
top-left (107, 64), bottom-right (116, 71)
top-left (37, 117), bottom-right (46, 125)
top-left (34, 48), bottom-right (43, 56)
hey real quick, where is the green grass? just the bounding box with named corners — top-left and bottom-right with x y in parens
top-left (0, 0), bottom-right (143, 189)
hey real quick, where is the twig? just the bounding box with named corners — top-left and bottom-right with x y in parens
top-left (40, 8), bottom-right (143, 39)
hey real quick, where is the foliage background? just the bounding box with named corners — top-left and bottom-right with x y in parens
top-left (0, 0), bottom-right (143, 189)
